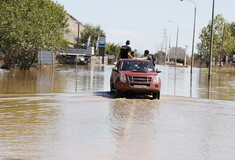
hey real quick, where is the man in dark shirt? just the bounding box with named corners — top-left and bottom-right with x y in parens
top-left (142, 50), bottom-right (155, 66)
top-left (119, 40), bottom-right (133, 59)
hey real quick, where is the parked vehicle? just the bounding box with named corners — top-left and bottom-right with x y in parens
top-left (110, 59), bottom-right (161, 99)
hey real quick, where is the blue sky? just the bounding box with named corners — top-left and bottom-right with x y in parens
top-left (53, 0), bottom-right (235, 55)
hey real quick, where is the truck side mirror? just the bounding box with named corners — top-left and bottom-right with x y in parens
top-left (112, 67), bottom-right (118, 71)
top-left (156, 69), bottom-right (161, 73)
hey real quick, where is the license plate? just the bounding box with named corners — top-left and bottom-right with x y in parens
top-left (133, 85), bottom-right (147, 88)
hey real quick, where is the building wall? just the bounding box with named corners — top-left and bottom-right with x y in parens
top-left (63, 14), bottom-right (84, 47)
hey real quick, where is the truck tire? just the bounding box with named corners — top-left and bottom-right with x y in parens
top-left (110, 83), bottom-right (115, 93)
top-left (153, 92), bottom-right (160, 100)
top-left (115, 89), bottom-right (121, 98)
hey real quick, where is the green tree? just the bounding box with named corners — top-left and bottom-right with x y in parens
top-left (230, 22), bottom-right (235, 37)
top-left (105, 43), bottom-right (121, 56)
top-left (156, 51), bottom-right (166, 64)
top-left (79, 24), bottom-right (105, 50)
top-left (229, 22), bottom-right (235, 56)
top-left (197, 14), bottom-right (235, 64)
top-left (156, 51), bottom-right (166, 57)
top-left (0, 0), bottom-right (70, 69)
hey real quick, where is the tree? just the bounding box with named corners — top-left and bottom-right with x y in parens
top-left (230, 22), bottom-right (235, 37)
top-left (197, 14), bottom-right (235, 64)
top-left (105, 43), bottom-right (121, 56)
top-left (229, 22), bottom-right (235, 56)
top-left (156, 51), bottom-right (166, 64)
top-left (0, 0), bottom-right (70, 69)
top-left (79, 24), bottom-right (105, 50)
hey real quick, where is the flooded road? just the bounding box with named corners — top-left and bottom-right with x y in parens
top-left (1, 93), bottom-right (235, 160)
top-left (0, 65), bottom-right (235, 160)
top-left (0, 65), bottom-right (234, 100)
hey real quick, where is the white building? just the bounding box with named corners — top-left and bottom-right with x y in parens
top-left (64, 13), bottom-right (84, 48)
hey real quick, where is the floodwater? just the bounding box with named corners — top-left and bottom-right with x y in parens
top-left (0, 65), bottom-right (235, 160)
top-left (0, 65), bottom-right (234, 100)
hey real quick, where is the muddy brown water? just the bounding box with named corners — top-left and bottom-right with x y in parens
top-left (0, 65), bottom-right (235, 160)
top-left (0, 65), bottom-right (234, 100)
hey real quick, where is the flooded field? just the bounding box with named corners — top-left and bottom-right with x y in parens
top-left (0, 65), bottom-right (235, 160)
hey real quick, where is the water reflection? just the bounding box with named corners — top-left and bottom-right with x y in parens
top-left (0, 96), bottom-right (60, 159)
top-left (0, 65), bottom-right (108, 94)
top-left (109, 99), bottom-right (160, 159)
top-left (0, 65), bottom-right (234, 160)
top-left (74, 65), bottom-right (106, 92)
top-left (0, 65), bottom-right (234, 101)
top-left (157, 65), bottom-right (235, 101)
top-left (1, 93), bottom-right (235, 159)
top-left (108, 96), bottom-right (235, 160)
top-left (209, 71), bottom-right (235, 100)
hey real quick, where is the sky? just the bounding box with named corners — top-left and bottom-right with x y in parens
top-left (53, 0), bottom-right (235, 55)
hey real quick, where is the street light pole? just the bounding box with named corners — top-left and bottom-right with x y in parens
top-left (180, 0), bottom-right (196, 98)
top-left (176, 25), bottom-right (179, 65)
top-left (209, 0), bottom-right (215, 80)
top-left (168, 20), bottom-right (179, 96)
top-left (168, 20), bottom-right (179, 64)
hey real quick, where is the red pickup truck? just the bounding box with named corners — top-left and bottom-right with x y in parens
top-left (110, 59), bottom-right (161, 99)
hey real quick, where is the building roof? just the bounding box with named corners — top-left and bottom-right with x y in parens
top-left (66, 12), bottom-right (82, 25)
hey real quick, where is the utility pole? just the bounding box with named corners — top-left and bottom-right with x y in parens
top-left (168, 20), bottom-right (179, 96)
top-left (180, 0), bottom-right (197, 98)
top-left (209, 0), bottom-right (215, 80)
top-left (168, 34), bottom-right (171, 62)
top-left (77, 22), bottom-right (81, 48)
top-left (160, 28), bottom-right (168, 65)
top-left (175, 26), bottom-right (179, 64)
